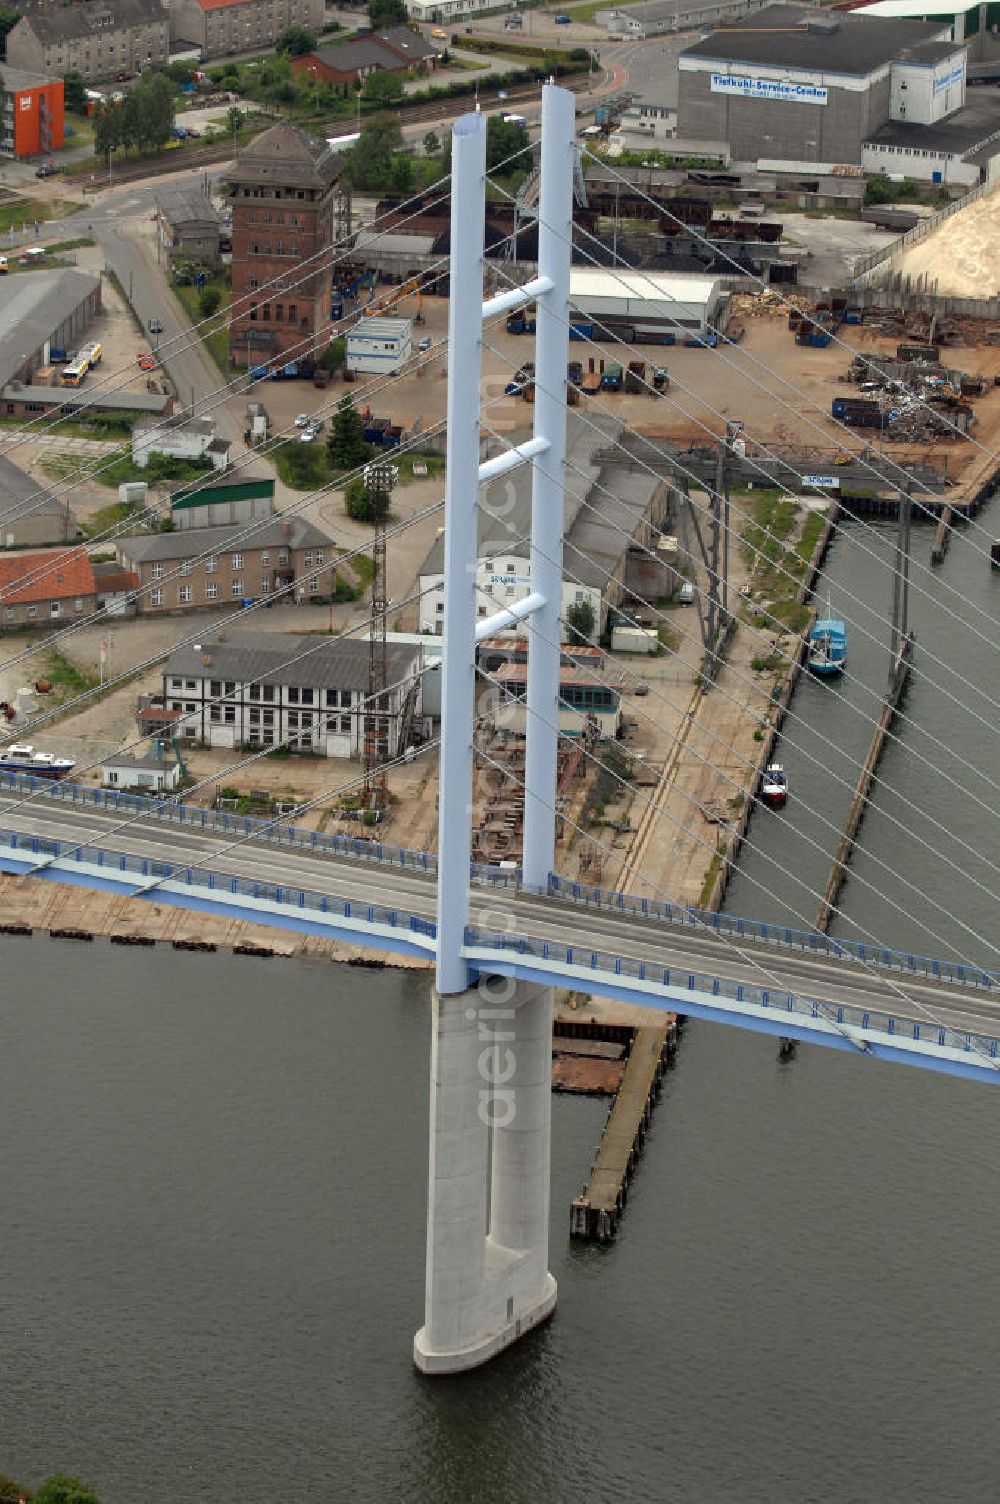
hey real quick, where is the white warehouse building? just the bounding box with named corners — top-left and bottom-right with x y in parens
top-left (417, 414), bottom-right (670, 638)
top-left (569, 267), bottom-right (728, 336)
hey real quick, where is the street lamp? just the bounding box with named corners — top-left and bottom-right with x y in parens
top-left (363, 460), bottom-right (399, 809)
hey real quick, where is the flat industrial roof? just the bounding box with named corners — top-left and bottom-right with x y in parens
top-left (2, 384), bottom-right (171, 414)
top-left (848, 0), bottom-right (979, 16)
top-left (0, 270), bottom-right (100, 388)
top-left (865, 90), bottom-right (1000, 153)
top-left (570, 266), bottom-right (720, 304)
top-left (680, 3), bottom-right (952, 75)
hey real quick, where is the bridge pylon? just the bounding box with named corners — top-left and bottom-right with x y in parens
top-left (414, 85), bottom-right (575, 1375)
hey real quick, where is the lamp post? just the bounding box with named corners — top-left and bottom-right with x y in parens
top-left (363, 458), bottom-right (398, 809)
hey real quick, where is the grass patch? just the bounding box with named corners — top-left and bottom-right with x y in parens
top-left (397, 450), bottom-right (446, 485)
top-left (274, 440), bottom-right (332, 491)
top-left (39, 451), bottom-right (87, 481)
top-left (79, 499), bottom-right (142, 539)
top-left (351, 552), bottom-right (375, 589)
top-left (0, 197), bottom-right (82, 234)
top-left (796, 508), bottom-right (827, 564)
top-left (42, 648), bottom-right (98, 701)
top-left (698, 845), bottom-right (724, 910)
top-left (173, 280), bottom-right (232, 375)
top-left (44, 236), bottom-right (95, 254)
top-left (98, 452), bottom-right (215, 490)
top-left (768, 599), bottom-right (811, 634)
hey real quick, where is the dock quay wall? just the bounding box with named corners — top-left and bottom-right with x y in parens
top-left (814, 633), bottom-right (914, 934)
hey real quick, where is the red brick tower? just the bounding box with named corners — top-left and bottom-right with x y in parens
top-left (227, 122), bottom-right (345, 371)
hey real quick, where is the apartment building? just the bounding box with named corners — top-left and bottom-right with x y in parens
top-left (0, 64), bottom-right (63, 158)
top-left (227, 122), bottom-right (344, 369)
top-left (115, 516), bottom-right (338, 613)
top-left (6, 1), bottom-right (170, 84)
top-left (168, 0), bottom-right (323, 60)
top-left (160, 632), bottom-right (422, 758)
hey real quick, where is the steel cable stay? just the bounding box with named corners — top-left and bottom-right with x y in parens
top-left (472, 463), bottom-right (1000, 975)
top-left (481, 217), bottom-right (1000, 728)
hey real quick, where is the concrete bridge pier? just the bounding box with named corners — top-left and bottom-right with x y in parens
top-left (413, 979), bottom-right (557, 1375)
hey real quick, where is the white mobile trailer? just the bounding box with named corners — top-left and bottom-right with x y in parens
top-left (346, 316), bottom-right (413, 376)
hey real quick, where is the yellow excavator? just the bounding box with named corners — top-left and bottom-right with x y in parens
top-left (363, 276), bottom-right (425, 322)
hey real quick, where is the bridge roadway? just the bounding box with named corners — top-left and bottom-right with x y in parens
top-left (1, 797), bottom-right (998, 1083)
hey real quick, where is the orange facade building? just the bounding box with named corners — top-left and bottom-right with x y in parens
top-left (0, 65), bottom-right (64, 159)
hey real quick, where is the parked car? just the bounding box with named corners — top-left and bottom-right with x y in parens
top-left (34, 161), bottom-right (56, 178)
top-left (115, 70), bottom-right (135, 81)
top-left (148, 318), bottom-right (164, 335)
top-left (0, 256), bottom-right (7, 275)
top-left (294, 412), bottom-right (310, 427)
top-left (299, 427), bottom-right (318, 444)
top-left (554, 13), bottom-right (572, 21)
top-left (418, 335), bottom-right (432, 353)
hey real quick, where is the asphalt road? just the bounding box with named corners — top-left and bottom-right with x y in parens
top-left (4, 796), bottom-right (997, 1044)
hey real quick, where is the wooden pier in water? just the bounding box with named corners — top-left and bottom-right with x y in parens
top-left (569, 1017), bottom-right (679, 1243)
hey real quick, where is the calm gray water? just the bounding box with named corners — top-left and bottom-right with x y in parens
top-left (2, 510), bottom-right (999, 1504)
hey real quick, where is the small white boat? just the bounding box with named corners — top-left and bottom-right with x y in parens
top-left (0, 743), bottom-right (76, 779)
top-left (760, 763), bottom-right (788, 808)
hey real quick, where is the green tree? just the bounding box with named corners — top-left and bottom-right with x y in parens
top-left (276, 25), bottom-right (317, 56)
top-left (198, 285), bottom-right (222, 317)
top-left (422, 130), bottom-right (441, 157)
top-left (327, 396), bottom-right (369, 469)
top-left (389, 152), bottom-right (413, 191)
top-left (344, 475), bottom-right (390, 523)
top-left (486, 114), bottom-right (530, 173)
top-left (62, 69), bottom-right (87, 113)
top-left (34, 1477), bottom-right (101, 1504)
top-left (0, 1473), bottom-right (29, 1504)
top-left (362, 69), bottom-right (404, 106)
top-left (566, 598), bottom-right (595, 646)
top-left (226, 104), bottom-right (244, 139)
top-left (369, 0), bottom-right (407, 26)
top-left (342, 116), bottom-right (404, 190)
top-left (318, 335), bottom-right (346, 372)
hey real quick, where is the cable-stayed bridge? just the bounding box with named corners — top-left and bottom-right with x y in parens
top-left (3, 86), bottom-right (1000, 1380)
top-left (1, 783), bottom-right (998, 1085)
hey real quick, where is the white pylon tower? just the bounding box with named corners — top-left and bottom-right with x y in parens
top-left (413, 85), bottom-right (575, 1375)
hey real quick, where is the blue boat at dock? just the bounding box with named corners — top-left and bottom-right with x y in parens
top-left (808, 616), bottom-right (847, 677)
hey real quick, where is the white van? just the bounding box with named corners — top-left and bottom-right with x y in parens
top-left (678, 581), bottom-right (696, 604)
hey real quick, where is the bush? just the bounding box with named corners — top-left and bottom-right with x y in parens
top-left (198, 285), bottom-right (222, 318)
top-left (34, 1478), bottom-right (102, 1504)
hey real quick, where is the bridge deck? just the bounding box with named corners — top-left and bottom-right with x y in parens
top-left (0, 787), bottom-right (997, 1082)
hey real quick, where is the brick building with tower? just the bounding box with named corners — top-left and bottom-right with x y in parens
top-left (227, 122), bottom-right (348, 372)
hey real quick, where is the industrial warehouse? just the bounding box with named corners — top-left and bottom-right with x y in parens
top-left (677, 3), bottom-right (977, 166)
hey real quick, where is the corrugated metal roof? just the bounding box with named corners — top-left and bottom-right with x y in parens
top-left (419, 412), bottom-right (664, 590)
top-left (0, 270), bottom-right (100, 389)
top-left (165, 631), bottom-right (420, 690)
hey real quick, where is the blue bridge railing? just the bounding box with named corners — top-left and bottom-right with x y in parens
top-left (1, 770), bottom-right (994, 991)
top-left (0, 824), bottom-right (997, 1071)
